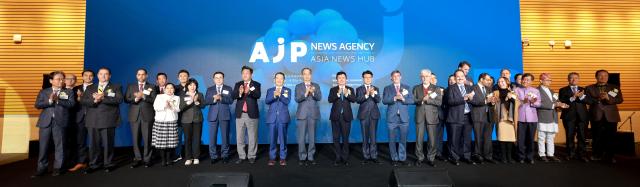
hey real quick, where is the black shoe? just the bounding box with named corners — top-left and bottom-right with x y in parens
top-left (222, 157), bottom-right (230, 164)
top-left (333, 160), bottom-right (341, 166)
top-left (528, 160), bottom-right (535, 164)
top-left (248, 158), bottom-right (256, 164)
top-left (298, 160), bottom-right (306, 166)
top-left (580, 157), bottom-right (590, 163)
top-left (31, 170), bottom-right (46, 178)
top-left (161, 162), bottom-right (168, 167)
top-left (371, 159), bottom-right (382, 164)
top-left (361, 159), bottom-right (369, 165)
top-left (235, 159), bottom-right (245, 164)
top-left (83, 167), bottom-right (98, 174)
top-left (427, 160), bottom-right (436, 167)
top-left (539, 156), bottom-right (548, 162)
top-left (450, 160), bottom-right (460, 166)
top-left (435, 155), bottom-right (446, 161)
top-left (485, 158), bottom-right (496, 164)
top-left (130, 161), bottom-right (142, 168)
top-left (211, 159), bottom-right (217, 165)
top-left (548, 156), bottom-right (561, 163)
top-left (309, 160), bottom-right (318, 165)
top-left (415, 160), bottom-right (423, 166)
top-left (392, 161), bottom-right (399, 167)
top-left (104, 166), bottom-right (115, 173)
top-left (144, 162), bottom-right (152, 168)
top-left (344, 161), bottom-right (350, 166)
top-left (403, 161), bottom-right (413, 166)
top-left (51, 169), bottom-right (62, 177)
top-left (463, 159), bottom-right (477, 165)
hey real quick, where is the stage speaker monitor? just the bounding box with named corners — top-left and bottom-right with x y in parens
top-left (189, 172), bottom-right (252, 187)
top-left (390, 168), bottom-right (454, 187)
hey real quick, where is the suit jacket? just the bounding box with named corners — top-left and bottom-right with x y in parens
top-left (328, 86), bottom-right (356, 121)
top-left (70, 85), bottom-right (85, 123)
top-left (155, 84), bottom-right (166, 95)
top-left (204, 84), bottom-right (234, 122)
top-left (413, 84), bottom-right (442, 124)
top-left (382, 84), bottom-right (415, 123)
top-left (446, 84), bottom-right (473, 124)
top-left (559, 85), bottom-right (589, 122)
top-left (35, 87), bottom-right (76, 128)
top-left (179, 92), bottom-right (205, 123)
top-left (294, 82), bottom-right (322, 120)
top-left (469, 85), bottom-right (493, 124)
top-left (232, 80), bottom-right (261, 119)
top-left (355, 85), bottom-right (381, 120)
top-left (537, 86), bottom-right (558, 124)
top-left (585, 83), bottom-right (623, 122)
top-left (81, 82), bottom-right (123, 128)
top-left (515, 87), bottom-right (542, 123)
top-left (174, 84), bottom-right (187, 97)
top-left (125, 82), bottom-right (157, 123)
top-left (265, 86), bottom-right (291, 124)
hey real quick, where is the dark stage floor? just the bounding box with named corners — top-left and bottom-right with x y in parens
top-left (2, 143), bottom-right (639, 187)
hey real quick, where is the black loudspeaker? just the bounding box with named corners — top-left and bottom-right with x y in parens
top-left (189, 172), bottom-right (253, 187)
top-left (389, 168), bottom-right (454, 187)
top-left (608, 73), bottom-right (620, 87)
top-left (615, 131), bottom-right (635, 156)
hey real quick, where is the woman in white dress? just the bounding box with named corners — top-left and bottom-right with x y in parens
top-left (153, 83), bottom-right (181, 166)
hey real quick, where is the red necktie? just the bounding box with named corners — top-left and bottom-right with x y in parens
top-left (242, 82), bottom-right (249, 112)
top-left (139, 83), bottom-right (144, 92)
top-left (395, 85), bottom-right (400, 95)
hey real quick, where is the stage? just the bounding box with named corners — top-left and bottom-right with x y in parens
top-left (3, 143), bottom-right (640, 187)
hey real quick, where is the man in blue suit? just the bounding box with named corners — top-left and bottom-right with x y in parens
top-left (355, 70), bottom-right (381, 164)
top-left (265, 72), bottom-right (291, 166)
top-left (33, 71), bottom-right (76, 177)
top-left (204, 71), bottom-right (234, 164)
top-left (328, 71), bottom-right (356, 166)
top-left (294, 67), bottom-right (321, 166)
top-left (446, 70), bottom-right (476, 165)
top-left (382, 70), bottom-right (414, 166)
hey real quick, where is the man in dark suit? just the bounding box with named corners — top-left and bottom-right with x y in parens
top-left (204, 71), bottom-right (234, 164)
top-left (328, 71), bottom-right (356, 166)
top-left (265, 72), bottom-right (291, 166)
top-left (469, 73), bottom-right (496, 164)
top-left (172, 69), bottom-right (190, 162)
top-left (232, 66), bottom-right (261, 164)
top-left (32, 71), bottom-right (76, 177)
top-left (81, 67), bottom-right (123, 173)
top-left (559, 72), bottom-right (589, 162)
top-left (433, 74), bottom-right (449, 161)
top-left (67, 70), bottom-right (93, 172)
top-left (383, 70), bottom-right (415, 167)
top-left (155, 72), bottom-right (168, 94)
top-left (355, 70), bottom-right (381, 164)
top-left (294, 67), bottom-right (322, 166)
top-left (125, 68), bottom-right (157, 168)
top-left (446, 70), bottom-right (476, 165)
top-left (585, 70), bottom-right (623, 164)
top-left (458, 61), bottom-right (474, 86)
top-left (413, 69), bottom-right (442, 167)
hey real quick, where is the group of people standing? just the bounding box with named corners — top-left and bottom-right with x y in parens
top-left (32, 61), bottom-right (623, 178)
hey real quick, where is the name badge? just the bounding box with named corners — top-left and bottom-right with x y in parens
top-left (222, 90), bottom-right (229, 95)
top-left (429, 92), bottom-right (437, 99)
top-left (59, 95), bottom-right (69, 100)
top-left (143, 90), bottom-right (151, 95)
top-left (107, 92), bottom-right (115, 97)
top-left (184, 96), bottom-right (193, 101)
top-left (608, 91), bottom-right (617, 98)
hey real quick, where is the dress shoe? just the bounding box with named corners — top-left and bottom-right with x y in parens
top-left (68, 163), bottom-right (87, 172)
top-left (31, 170), bottom-right (46, 178)
top-left (185, 159), bottom-right (193, 166)
top-left (402, 161), bottom-right (412, 166)
top-left (279, 160), bottom-right (287, 166)
top-left (51, 169), bottom-right (62, 177)
top-left (130, 161), bottom-right (142, 168)
top-left (268, 160), bottom-right (276, 166)
top-left (222, 157), bottom-right (230, 164)
top-left (298, 160), bottom-right (306, 166)
top-left (343, 161), bottom-right (350, 166)
top-left (427, 160), bottom-right (436, 167)
top-left (371, 159), bottom-right (382, 164)
top-left (539, 156), bottom-right (549, 162)
top-left (450, 160), bottom-right (460, 166)
top-left (361, 159), bottom-right (369, 165)
top-left (144, 162), bottom-right (152, 168)
top-left (235, 159), bottom-right (245, 164)
top-left (104, 166), bottom-right (115, 173)
top-left (309, 160), bottom-right (318, 165)
top-left (415, 160), bottom-right (423, 166)
top-left (527, 160), bottom-right (535, 164)
top-left (485, 158), bottom-right (496, 164)
top-left (248, 158), bottom-right (256, 164)
top-left (548, 156), bottom-right (561, 163)
top-left (83, 167), bottom-right (99, 174)
top-left (333, 160), bottom-right (341, 166)
top-left (392, 161), bottom-right (399, 167)
top-left (193, 159), bottom-right (200, 165)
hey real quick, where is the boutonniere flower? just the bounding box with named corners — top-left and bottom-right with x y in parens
top-left (283, 89), bottom-right (289, 97)
top-left (147, 88), bottom-right (153, 91)
top-left (553, 93), bottom-right (559, 100)
top-left (107, 89), bottom-right (113, 93)
top-left (613, 88), bottom-right (619, 93)
top-left (402, 89), bottom-right (408, 95)
top-left (249, 86), bottom-right (256, 91)
top-left (527, 92), bottom-right (536, 98)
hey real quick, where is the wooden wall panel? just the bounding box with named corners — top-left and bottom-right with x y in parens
top-left (0, 0), bottom-right (86, 115)
top-left (521, 0), bottom-right (640, 110)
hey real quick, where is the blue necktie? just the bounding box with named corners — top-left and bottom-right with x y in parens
top-left (340, 88), bottom-right (344, 113)
top-left (460, 85), bottom-right (470, 113)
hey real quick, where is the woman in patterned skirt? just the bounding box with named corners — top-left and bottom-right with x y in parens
top-left (153, 83), bottom-right (181, 166)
